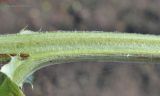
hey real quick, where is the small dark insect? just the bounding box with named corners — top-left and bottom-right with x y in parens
top-left (19, 53), bottom-right (30, 60)
top-left (0, 54), bottom-right (10, 68)
top-left (9, 53), bottom-right (17, 56)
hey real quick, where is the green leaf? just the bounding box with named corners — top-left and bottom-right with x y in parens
top-left (0, 72), bottom-right (24, 96)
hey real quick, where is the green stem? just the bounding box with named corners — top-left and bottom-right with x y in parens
top-left (0, 31), bottom-right (160, 86)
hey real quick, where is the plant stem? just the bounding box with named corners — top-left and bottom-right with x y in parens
top-left (0, 31), bottom-right (160, 85)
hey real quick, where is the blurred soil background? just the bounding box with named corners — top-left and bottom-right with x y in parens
top-left (1, 0), bottom-right (160, 96)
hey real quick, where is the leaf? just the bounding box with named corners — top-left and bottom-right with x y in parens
top-left (0, 72), bottom-right (24, 96)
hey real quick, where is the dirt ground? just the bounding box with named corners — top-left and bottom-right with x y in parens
top-left (1, 0), bottom-right (160, 34)
top-left (23, 62), bottom-right (160, 96)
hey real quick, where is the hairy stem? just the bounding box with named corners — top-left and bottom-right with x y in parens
top-left (0, 31), bottom-right (160, 86)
